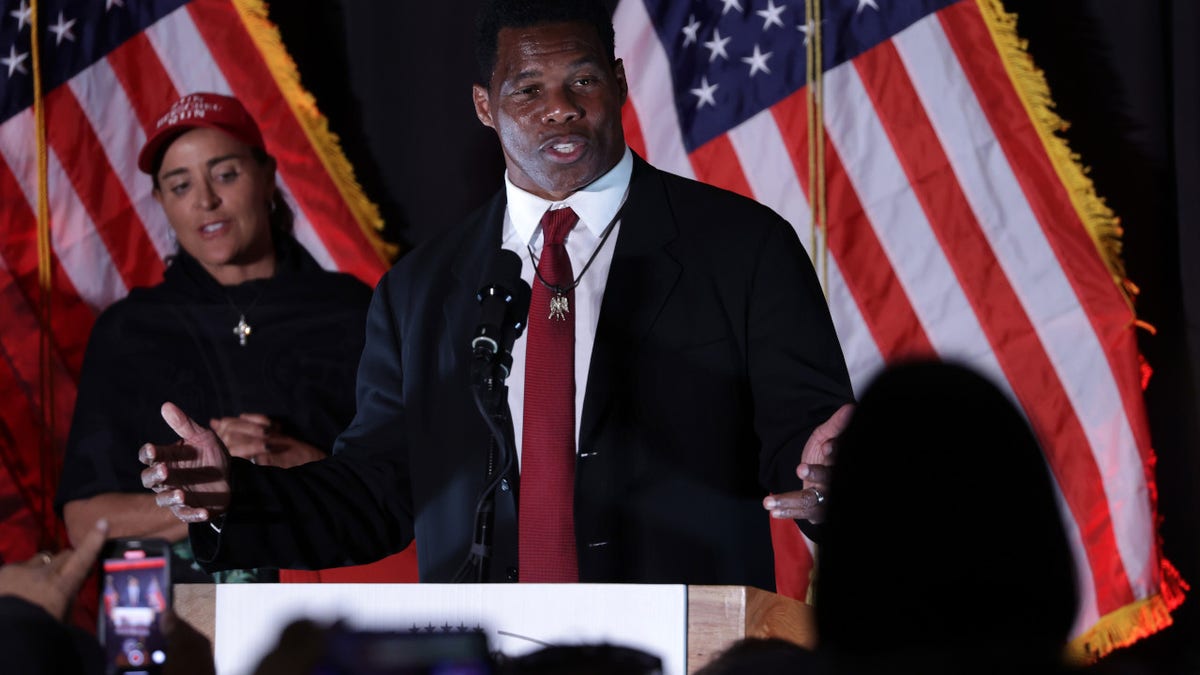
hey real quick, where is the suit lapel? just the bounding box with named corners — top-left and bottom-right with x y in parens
top-left (580, 157), bottom-right (681, 447)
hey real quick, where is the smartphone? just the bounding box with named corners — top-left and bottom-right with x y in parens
top-left (312, 626), bottom-right (493, 675)
top-left (99, 538), bottom-right (171, 675)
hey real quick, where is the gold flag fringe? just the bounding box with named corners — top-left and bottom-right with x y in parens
top-left (1067, 559), bottom-right (1189, 663)
top-left (977, 0), bottom-right (1187, 661)
top-left (976, 0), bottom-right (1134, 308)
top-left (232, 0), bottom-right (398, 263)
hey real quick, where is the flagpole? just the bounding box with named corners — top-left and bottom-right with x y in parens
top-left (29, 0), bottom-right (58, 551)
top-left (806, 0), bottom-right (828, 294)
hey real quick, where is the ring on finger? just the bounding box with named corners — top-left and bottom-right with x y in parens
top-left (36, 550), bottom-right (53, 566)
top-left (810, 488), bottom-right (826, 505)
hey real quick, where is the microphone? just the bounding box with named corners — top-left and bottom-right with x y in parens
top-left (500, 274), bottom-right (531, 358)
top-left (472, 250), bottom-right (530, 381)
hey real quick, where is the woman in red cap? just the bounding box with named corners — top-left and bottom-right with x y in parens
top-left (55, 93), bottom-right (374, 583)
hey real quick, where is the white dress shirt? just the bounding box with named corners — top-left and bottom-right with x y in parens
top-left (502, 147), bottom-right (633, 468)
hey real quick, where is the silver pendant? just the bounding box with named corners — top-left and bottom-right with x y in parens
top-left (233, 314), bottom-right (252, 346)
top-left (549, 294), bottom-right (569, 321)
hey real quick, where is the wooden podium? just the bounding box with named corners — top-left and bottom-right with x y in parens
top-left (176, 583), bottom-right (814, 674)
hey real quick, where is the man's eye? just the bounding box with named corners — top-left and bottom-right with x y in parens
top-left (513, 86), bottom-right (539, 97)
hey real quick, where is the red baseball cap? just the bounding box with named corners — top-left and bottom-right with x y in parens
top-left (137, 92), bottom-right (265, 174)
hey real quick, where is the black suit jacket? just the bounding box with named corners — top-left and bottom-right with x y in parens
top-left (194, 156), bottom-right (854, 587)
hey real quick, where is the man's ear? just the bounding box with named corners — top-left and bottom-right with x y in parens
top-left (473, 84), bottom-right (495, 129)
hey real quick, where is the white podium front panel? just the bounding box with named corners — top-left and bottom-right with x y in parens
top-left (214, 583), bottom-right (687, 674)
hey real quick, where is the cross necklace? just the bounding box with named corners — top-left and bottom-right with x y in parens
top-left (224, 287), bottom-right (265, 347)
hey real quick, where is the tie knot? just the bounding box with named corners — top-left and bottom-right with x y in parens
top-left (540, 206), bottom-right (578, 246)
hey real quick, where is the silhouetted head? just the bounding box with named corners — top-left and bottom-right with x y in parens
top-left (499, 643), bottom-right (662, 675)
top-left (693, 637), bottom-right (823, 675)
top-left (815, 361), bottom-right (1077, 673)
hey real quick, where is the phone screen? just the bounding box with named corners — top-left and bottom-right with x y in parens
top-left (100, 539), bottom-right (170, 674)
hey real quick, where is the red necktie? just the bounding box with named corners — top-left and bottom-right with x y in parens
top-left (519, 206), bottom-right (580, 582)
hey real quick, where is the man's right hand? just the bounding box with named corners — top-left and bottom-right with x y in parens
top-left (140, 402), bottom-right (232, 523)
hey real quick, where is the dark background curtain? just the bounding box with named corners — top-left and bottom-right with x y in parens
top-left (268, 1), bottom-right (1198, 670)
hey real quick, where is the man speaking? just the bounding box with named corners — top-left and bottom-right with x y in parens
top-left (141, 0), bottom-right (853, 588)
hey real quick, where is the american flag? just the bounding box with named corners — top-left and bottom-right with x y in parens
top-left (0, 0), bottom-right (390, 565)
top-left (615, 0), bottom-right (1185, 659)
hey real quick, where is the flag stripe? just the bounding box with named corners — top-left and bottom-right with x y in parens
top-left (0, 264), bottom-right (78, 540)
top-left (938, 2), bottom-right (1155, 471)
top-left (44, 89), bottom-right (164, 290)
top-left (769, 514), bottom-right (814, 601)
top-left (825, 149), bottom-right (940, 362)
top-left (0, 110), bottom-right (129, 311)
top-left (937, 3), bottom-right (1157, 603)
top-left (823, 255), bottom-right (886, 395)
top-left (0, 260), bottom-right (80, 438)
top-left (613, 0), bottom-right (696, 178)
top-left (68, 59), bottom-right (173, 260)
top-left (105, 32), bottom-right (181, 136)
top-left (854, 39), bottom-right (1133, 610)
top-left (726, 108), bottom-right (811, 232)
top-left (0, 161), bottom-right (95, 376)
top-left (893, 14), bottom-right (1156, 600)
top-left (770, 88), bottom-right (939, 363)
top-left (724, 107), bottom-right (885, 392)
top-left (143, 3), bottom-right (229, 93)
top-left (0, 331), bottom-right (50, 528)
top-left (688, 134), bottom-right (754, 199)
top-left (823, 63), bottom-right (1009, 381)
top-left (620, 101), bottom-right (648, 160)
top-left (757, 97), bottom-right (885, 392)
top-left (1059, 484), bottom-right (1103, 636)
top-left (186, 0), bottom-right (383, 283)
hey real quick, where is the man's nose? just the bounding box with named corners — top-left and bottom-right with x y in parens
top-left (542, 87), bottom-right (582, 124)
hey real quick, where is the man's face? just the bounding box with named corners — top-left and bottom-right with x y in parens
top-left (473, 21), bottom-right (628, 201)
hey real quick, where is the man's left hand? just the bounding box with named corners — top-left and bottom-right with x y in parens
top-left (763, 403), bottom-right (854, 523)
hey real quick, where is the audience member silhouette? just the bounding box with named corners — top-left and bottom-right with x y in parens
top-left (815, 360), bottom-right (1079, 675)
top-left (693, 637), bottom-right (825, 674)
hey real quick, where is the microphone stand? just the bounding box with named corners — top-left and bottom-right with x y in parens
top-left (453, 258), bottom-right (528, 583)
top-left (462, 346), bottom-right (517, 582)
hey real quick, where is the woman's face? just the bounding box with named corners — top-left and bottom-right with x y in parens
top-left (152, 127), bottom-right (277, 284)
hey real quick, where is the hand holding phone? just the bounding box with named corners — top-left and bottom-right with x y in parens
top-left (100, 538), bottom-right (171, 674)
top-left (0, 518), bottom-right (108, 620)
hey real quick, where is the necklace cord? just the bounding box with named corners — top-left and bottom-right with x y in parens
top-left (525, 206), bottom-right (622, 295)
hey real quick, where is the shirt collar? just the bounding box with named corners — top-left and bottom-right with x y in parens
top-left (505, 146), bottom-right (633, 248)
